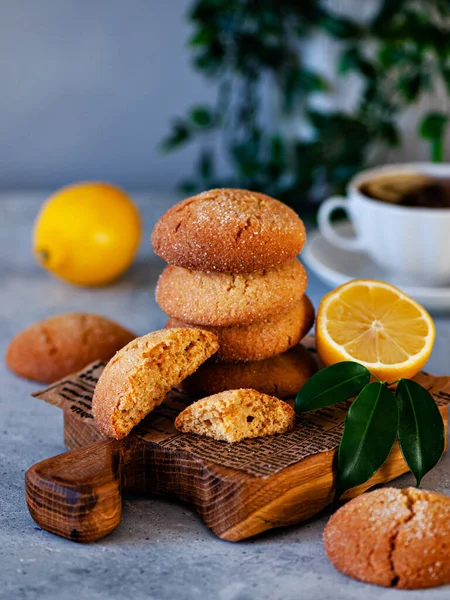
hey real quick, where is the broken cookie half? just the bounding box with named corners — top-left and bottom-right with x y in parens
top-left (175, 389), bottom-right (295, 443)
top-left (92, 328), bottom-right (219, 439)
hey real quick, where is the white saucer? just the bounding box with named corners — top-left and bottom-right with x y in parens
top-left (303, 223), bottom-right (450, 312)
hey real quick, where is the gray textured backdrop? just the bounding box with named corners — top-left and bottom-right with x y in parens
top-left (0, 0), bottom-right (214, 190)
top-left (0, 0), bottom-right (448, 191)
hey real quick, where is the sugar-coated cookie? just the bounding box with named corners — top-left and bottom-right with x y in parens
top-left (151, 188), bottom-right (306, 274)
top-left (179, 344), bottom-right (317, 399)
top-left (324, 487), bottom-right (450, 589)
top-left (175, 389), bottom-right (295, 443)
top-left (92, 328), bottom-right (218, 439)
top-left (156, 259), bottom-right (308, 327)
top-left (6, 313), bottom-right (136, 384)
top-left (166, 295), bottom-right (314, 363)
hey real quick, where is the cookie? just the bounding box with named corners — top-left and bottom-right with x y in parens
top-left (324, 487), bottom-right (450, 589)
top-left (156, 259), bottom-right (308, 327)
top-left (151, 188), bottom-right (306, 273)
top-left (6, 313), bottom-right (136, 384)
top-left (179, 344), bottom-right (317, 399)
top-left (92, 328), bottom-right (219, 439)
top-left (166, 295), bottom-right (314, 363)
top-left (175, 389), bottom-right (295, 443)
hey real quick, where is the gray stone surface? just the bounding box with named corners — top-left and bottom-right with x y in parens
top-left (1, 192), bottom-right (450, 600)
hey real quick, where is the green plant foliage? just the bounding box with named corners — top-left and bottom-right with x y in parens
top-left (420, 113), bottom-right (449, 163)
top-left (396, 379), bottom-right (445, 486)
top-left (295, 362), bottom-right (370, 413)
top-left (335, 382), bottom-right (398, 501)
top-left (293, 362), bottom-right (445, 499)
top-left (161, 0), bottom-right (450, 209)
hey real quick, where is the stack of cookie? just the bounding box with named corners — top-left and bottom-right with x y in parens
top-left (152, 188), bottom-right (317, 399)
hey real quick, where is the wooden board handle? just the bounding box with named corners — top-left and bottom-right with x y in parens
top-left (25, 440), bottom-right (124, 542)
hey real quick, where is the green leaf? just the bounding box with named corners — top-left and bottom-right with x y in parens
top-left (270, 135), bottom-right (285, 166)
top-left (399, 73), bottom-right (422, 102)
top-left (295, 361), bottom-right (370, 414)
top-left (189, 106), bottom-right (215, 128)
top-left (335, 382), bottom-right (398, 500)
top-left (338, 47), bottom-right (375, 78)
top-left (283, 68), bottom-right (329, 113)
top-left (297, 1), bottom-right (326, 25)
top-left (179, 181), bottom-right (197, 195)
top-left (377, 45), bottom-right (405, 69)
top-left (419, 112), bottom-right (449, 162)
top-left (297, 69), bottom-right (329, 93)
top-left (338, 47), bottom-right (359, 75)
top-left (320, 15), bottom-right (361, 40)
top-left (160, 120), bottom-right (190, 153)
top-left (378, 121), bottom-right (401, 147)
top-left (420, 113), bottom-right (449, 139)
top-left (439, 64), bottom-right (450, 97)
top-left (395, 379), bottom-right (445, 487)
top-left (371, 0), bottom-right (406, 34)
top-left (189, 27), bottom-right (214, 48)
top-left (198, 148), bottom-right (214, 181)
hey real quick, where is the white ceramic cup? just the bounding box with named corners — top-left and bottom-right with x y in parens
top-left (318, 162), bottom-right (450, 286)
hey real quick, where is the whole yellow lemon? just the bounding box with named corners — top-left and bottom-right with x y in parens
top-left (33, 182), bottom-right (142, 286)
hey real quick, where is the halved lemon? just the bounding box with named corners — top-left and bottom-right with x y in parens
top-left (316, 280), bottom-right (435, 381)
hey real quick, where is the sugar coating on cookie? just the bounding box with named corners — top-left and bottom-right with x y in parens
top-left (175, 389), bottom-right (295, 443)
top-left (179, 344), bottom-right (317, 399)
top-left (151, 188), bottom-right (306, 273)
top-left (92, 328), bottom-right (219, 439)
top-left (324, 487), bottom-right (450, 589)
top-left (166, 295), bottom-right (315, 363)
top-left (156, 259), bottom-right (308, 327)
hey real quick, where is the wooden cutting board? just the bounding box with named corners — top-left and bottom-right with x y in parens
top-left (25, 349), bottom-right (450, 544)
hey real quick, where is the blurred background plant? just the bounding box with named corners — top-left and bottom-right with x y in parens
top-left (161, 0), bottom-right (450, 211)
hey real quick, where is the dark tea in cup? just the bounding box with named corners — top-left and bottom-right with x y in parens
top-left (359, 172), bottom-right (450, 209)
top-left (318, 162), bottom-right (450, 284)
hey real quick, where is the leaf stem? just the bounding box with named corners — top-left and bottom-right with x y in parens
top-left (369, 371), bottom-right (384, 384)
top-left (369, 371), bottom-right (401, 387)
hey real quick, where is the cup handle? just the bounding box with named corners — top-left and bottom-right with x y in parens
top-left (318, 196), bottom-right (365, 252)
